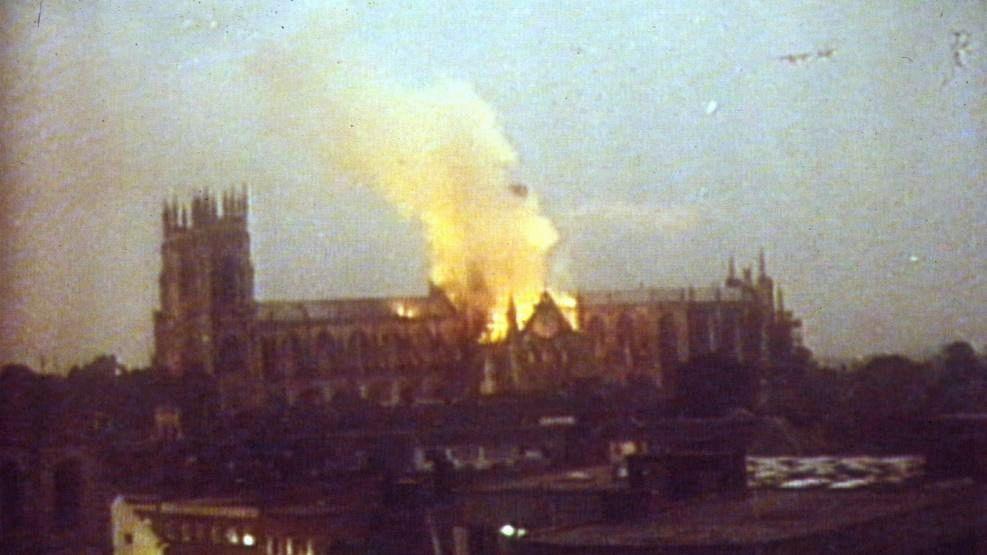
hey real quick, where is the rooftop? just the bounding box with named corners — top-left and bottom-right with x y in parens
top-left (578, 286), bottom-right (745, 306)
top-left (472, 465), bottom-right (621, 494)
top-left (524, 479), bottom-right (976, 548)
top-left (257, 294), bottom-right (455, 323)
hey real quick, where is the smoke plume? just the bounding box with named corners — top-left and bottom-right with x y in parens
top-left (326, 80), bottom-right (560, 334)
top-left (258, 21), bottom-right (565, 337)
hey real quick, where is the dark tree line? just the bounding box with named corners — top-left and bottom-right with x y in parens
top-left (757, 340), bottom-right (987, 452)
top-left (6, 339), bottom-right (986, 458)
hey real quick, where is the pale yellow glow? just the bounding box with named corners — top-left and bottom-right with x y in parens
top-left (482, 288), bottom-right (579, 342)
top-left (392, 303), bottom-right (419, 319)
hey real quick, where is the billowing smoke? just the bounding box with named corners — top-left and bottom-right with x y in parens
top-left (322, 79), bottom-right (561, 336)
top-left (257, 21), bottom-right (566, 337)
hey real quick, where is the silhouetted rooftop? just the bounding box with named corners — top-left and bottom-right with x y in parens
top-left (257, 294), bottom-right (456, 323)
top-left (523, 479), bottom-right (976, 549)
top-left (578, 286), bottom-right (745, 305)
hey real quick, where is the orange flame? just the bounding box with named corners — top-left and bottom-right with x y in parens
top-left (481, 288), bottom-right (580, 342)
top-left (327, 80), bottom-right (565, 337)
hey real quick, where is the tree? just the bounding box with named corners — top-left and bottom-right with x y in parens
top-left (936, 341), bottom-right (986, 413)
top-left (844, 354), bottom-right (935, 449)
top-left (942, 341), bottom-right (980, 379)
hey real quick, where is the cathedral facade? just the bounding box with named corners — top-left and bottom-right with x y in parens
top-left (153, 191), bottom-right (801, 410)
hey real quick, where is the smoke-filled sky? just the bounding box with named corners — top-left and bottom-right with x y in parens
top-left (1, 1), bottom-right (984, 369)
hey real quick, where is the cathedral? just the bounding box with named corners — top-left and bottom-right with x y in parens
top-left (153, 190), bottom-right (801, 410)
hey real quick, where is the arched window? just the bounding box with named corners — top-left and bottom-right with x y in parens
top-left (315, 331), bottom-right (338, 375)
top-left (348, 331), bottom-right (371, 374)
top-left (412, 330), bottom-right (431, 366)
top-left (291, 334), bottom-right (316, 378)
top-left (586, 315), bottom-right (605, 341)
top-left (659, 314), bottom-right (679, 371)
top-left (635, 324), bottom-right (652, 368)
top-left (689, 311), bottom-right (711, 356)
top-left (52, 459), bottom-right (84, 529)
top-left (0, 461), bottom-right (23, 533)
top-left (381, 332), bottom-right (401, 369)
top-left (616, 313), bottom-right (634, 347)
top-left (542, 346), bottom-right (558, 365)
top-left (395, 334), bottom-right (413, 370)
top-left (213, 255), bottom-right (242, 305)
top-left (741, 311), bottom-right (764, 362)
top-left (278, 337), bottom-right (297, 377)
top-left (719, 310), bottom-right (739, 358)
top-left (286, 334), bottom-right (314, 378)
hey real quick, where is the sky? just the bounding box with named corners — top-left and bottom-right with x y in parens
top-left (1, 0), bottom-right (984, 369)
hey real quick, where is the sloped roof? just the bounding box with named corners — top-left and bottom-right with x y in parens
top-left (578, 286), bottom-right (744, 306)
top-left (257, 293), bottom-right (457, 323)
top-left (522, 291), bottom-right (574, 339)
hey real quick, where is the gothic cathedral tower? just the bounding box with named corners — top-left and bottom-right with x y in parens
top-left (153, 189), bottom-right (258, 405)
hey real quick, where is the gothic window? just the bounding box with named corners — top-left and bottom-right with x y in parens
top-left (395, 334), bottom-right (413, 370)
top-left (381, 332), bottom-right (401, 369)
top-left (296, 334), bottom-right (317, 377)
top-left (315, 331), bottom-right (338, 374)
top-left (689, 311), bottom-right (711, 356)
top-left (414, 331), bottom-right (432, 366)
top-left (741, 311), bottom-right (763, 362)
top-left (278, 337), bottom-right (295, 377)
top-left (659, 314), bottom-right (679, 371)
top-left (348, 331), bottom-right (371, 373)
top-left (52, 459), bottom-right (84, 529)
top-left (542, 346), bottom-right (557, 365)
top-left (586, 315), bottom-right (606, 349)
top-left (214, 255), bottom-right (242, 305)
top-left (616, 312), bottom-right (635, 352)
top-left (287, 334), bottom-right (311, 378)
top-left (719, 310), bottom-right (739, 358)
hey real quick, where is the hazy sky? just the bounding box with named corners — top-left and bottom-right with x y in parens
top-left (1, 1), bottom-right (984, 368)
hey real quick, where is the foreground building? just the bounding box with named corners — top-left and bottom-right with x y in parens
top-left (152, 190), bottom-right (801, 410)
top-left (0, 366), bottom-right (108, 554)
top-left (112, 490), bottom-right (380, 555)
top-left (450, 416), bottom-right (987, 555)
top-left (107, 409), bottom-right (987, 555)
